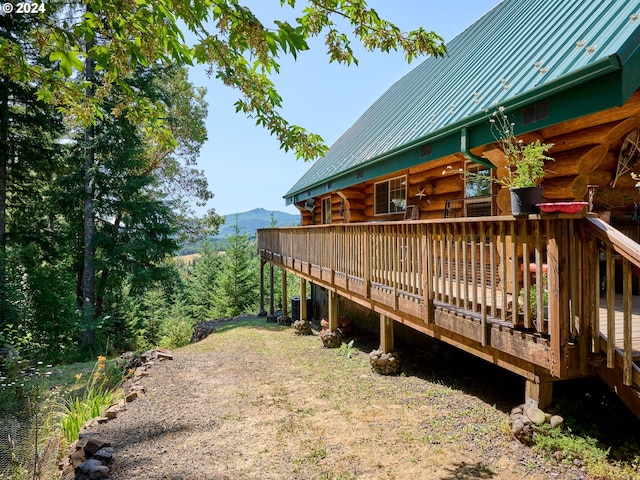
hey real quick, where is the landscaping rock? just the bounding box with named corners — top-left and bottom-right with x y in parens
top-left (319, 329), bottom-right (342, 348)
top-left (293, 319), bottom-right (313, 336)
top-left (549, 415), bottom-right (565, 429)
top-left (92, 447), bottom-right (115, 465)
top-left (369, 349), bottom-right (401, 375)
top-left (60, 349), bottom-right (173, 479)
top-left (509, 403), bottom-right (565, 444)
top-left (525, 406), bottom-right (547, 426)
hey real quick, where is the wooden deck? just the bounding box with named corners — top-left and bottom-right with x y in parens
top-left (599, 295), bottom-right (640, 359)
top-left (258, 215), bottom-right (640, 417)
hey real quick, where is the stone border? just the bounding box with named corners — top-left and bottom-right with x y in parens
top-left (58, 348), bottom-right (173, 480)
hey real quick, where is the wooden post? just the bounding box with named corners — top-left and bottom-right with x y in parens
top-left (281, 268), bottom-right (289, 322)
top-left (300, 279), bottom-right (307, 321)
top-left (547, 219), bottom-right (570, 377)
top-left (525, 377), bottom-right (553, 410)
top-left (259, 260), bottom-right (267, 316)
top-left (328, 290), bottom-right (338, 331)
top-left (380, 314), bottom-right (394, 353)
top-left (268, 263), bottom-right (275, 320)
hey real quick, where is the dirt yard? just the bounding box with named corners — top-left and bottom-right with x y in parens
top-left (92, 316), bottom-right (596, 480)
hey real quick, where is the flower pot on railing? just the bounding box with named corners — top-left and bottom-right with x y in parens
top-left (462, 107), bottom-right (553, 217)
top-left (510, 186), bottom-right (543, 217)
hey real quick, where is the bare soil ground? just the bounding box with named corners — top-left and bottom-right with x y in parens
top-left (93, 316), bottom-right (602, 480)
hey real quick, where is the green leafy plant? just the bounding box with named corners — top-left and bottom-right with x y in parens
top-left (338, 339), bottom-right (355, 359)
top-left (518, 273), bottom-right (549, 318)
top-left (591, 186), bottom-right (614, 212)
top-left (487, 107), bottom-right (554, 189)
top-left (56, 356), bottom-right (122, 444)
top-left (533, 425), bottom-right (609, 474)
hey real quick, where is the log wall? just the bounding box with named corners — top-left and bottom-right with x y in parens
top-left (295, 89), bottom-right (640, 225)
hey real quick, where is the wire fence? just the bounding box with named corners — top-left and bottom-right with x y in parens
top-left (0, 414), bottom-right (60, 480)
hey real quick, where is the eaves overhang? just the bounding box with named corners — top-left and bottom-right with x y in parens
top-left (285, 54), bottom-right (625, 206)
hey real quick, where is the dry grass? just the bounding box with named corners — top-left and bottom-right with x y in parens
top-left (93, 317), bottom-right (636, 479)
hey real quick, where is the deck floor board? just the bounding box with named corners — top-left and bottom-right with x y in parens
top-left (599, 294), bottom-right (640, 357)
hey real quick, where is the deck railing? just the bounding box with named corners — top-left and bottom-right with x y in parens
top-left (585, 217), bottom-right (640, 387)
top-left (258, 216), bottom-right (640, 382)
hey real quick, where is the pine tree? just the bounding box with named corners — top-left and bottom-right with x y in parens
top-left (0, 10), bottom-right (69, 347)
top-left (184, 243), bottom-right (223, 322)
top-left (213, 217), bottom-right (259, 318)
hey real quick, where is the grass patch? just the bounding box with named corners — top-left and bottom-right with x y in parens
top-left (53, 356), bottom-right (125, 445)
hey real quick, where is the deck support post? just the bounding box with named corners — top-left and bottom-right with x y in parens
top-left (300, 279), bottom-right (307, 321)
top-left (267, 263), bottom-right (276, 322)
top-left (258, 260), bottom-right (267, 316)
top-left (328, 290), bottom-right (338, 331)
top-left (524, 377), bottom-right (553, 411)
top-left (281, 269), bottom-right (289, 323)
top-left (380, 314), bottom-right (394, 353)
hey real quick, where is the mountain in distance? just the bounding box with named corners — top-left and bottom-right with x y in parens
top-left (216, 208), bottom-right (300, 237)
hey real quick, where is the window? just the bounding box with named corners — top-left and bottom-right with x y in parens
top-left (321, 196), bottom-right (331, 224)
top-left (374, 176), bottom-right (406, 215)
top-left (462, 163), bottom-right (494, 217)
top-left (465, 164), bottom-right (492, 198)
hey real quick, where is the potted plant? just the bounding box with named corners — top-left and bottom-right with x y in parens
top-left (590, 185), bottom-right (614, 223)
top-left (518, 272), bottom-right (549, 322)
top-left (487, 107), bottom-right (554, 216)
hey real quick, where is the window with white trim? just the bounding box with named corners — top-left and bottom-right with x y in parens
top-left (374, 176), bottom-right (406, 215)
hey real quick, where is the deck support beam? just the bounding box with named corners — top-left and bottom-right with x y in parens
top-left (524, 377), bottom-right (553, 410)
top-left (300, 280), bottom-right (307, 321)
top-left (328, 290), bottom-right (338, 331)
top-left (380, 314), bottom-right (395, 353)
top-left (282, 269), bottom-right (289, 322)
top-left (267, 263), bottom-right (276, 321)
top-left (259, 260), bottom-right (267, 316)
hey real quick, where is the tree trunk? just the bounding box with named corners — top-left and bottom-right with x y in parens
top-left (0, 81), bottom-right (7, 251)
top-left (0, 75), bottom-right (9, 331)
top-left (81, 33), bottom-right (96, 348)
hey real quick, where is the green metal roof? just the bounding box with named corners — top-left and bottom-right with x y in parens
top-left (285, 0), bottom-right (640, 204)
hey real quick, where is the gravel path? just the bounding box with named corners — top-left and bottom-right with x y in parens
top-left (91, 317), bottom-right (592, 480)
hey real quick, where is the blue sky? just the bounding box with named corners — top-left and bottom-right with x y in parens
top-left (189, 1), bottom-right (500, 217)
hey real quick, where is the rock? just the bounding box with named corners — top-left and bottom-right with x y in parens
top-left (92, 447), bottom-right (115, 465)
top-left (320, 330), bottom-right (342, 348)
top-left (89, 465), bottom-right (110, 479)
top-left (511, 418), bottom-right (525, 435)
top-left (293, 319), bottom-right (313, 336)
top-left (104, 406), bottom-right (119, 420)
top-left (69, 449), bottom-right (87, 468)
top-left (125, 390), bottom-right (139, 402)
top-left (191, 321), bottom-right (218, 342)
top-left (549, 415), bottom-right (564, 429)
top-left (369, 349), bottom-right (401, 375)
top-left (525, 406), bottom-right (547, 426)
top-left (79, 459), bottom-right (104, 473)
top-left (83, 435), bottom-right (112, 457)
top-left (156, 348), bottom-right (173, 360)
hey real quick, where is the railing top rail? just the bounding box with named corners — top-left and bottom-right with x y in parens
top-left (256, 215), bottom-right (581, 233)
top-left (585, 216), bottom-right (640, 268)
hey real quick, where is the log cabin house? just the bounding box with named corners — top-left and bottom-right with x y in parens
top-left (257, 0), bottom-right (640, 417)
